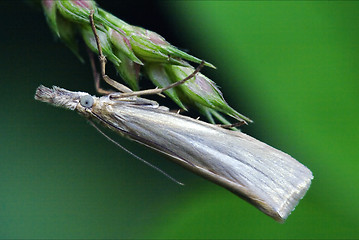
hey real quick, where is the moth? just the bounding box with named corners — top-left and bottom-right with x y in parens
top-left (34, 84), bottom-right (313, 222)
top-left (34, 11), bottom-right (313, 222)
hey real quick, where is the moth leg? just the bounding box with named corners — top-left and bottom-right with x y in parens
top-left (116, 60), bottom-right (205, 98)
top-left (87, 48), bottom-right (113, 95)
top-left (89, 11), bottom-right (133, 93)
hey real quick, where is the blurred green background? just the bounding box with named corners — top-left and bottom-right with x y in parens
top-left (1, 1), bottom-right (358, 239)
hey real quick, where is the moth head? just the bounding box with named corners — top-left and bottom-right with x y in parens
top-left (35, 85), bottom-right (95, 111)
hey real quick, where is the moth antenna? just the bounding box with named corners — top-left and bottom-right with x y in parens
top-left (88, 120), bottom-right (184, 186)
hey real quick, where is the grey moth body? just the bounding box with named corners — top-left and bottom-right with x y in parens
top-left (35, 85), bottom-right (313, 222)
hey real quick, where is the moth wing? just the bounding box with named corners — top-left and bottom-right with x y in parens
top-left (108, 104), bottom-right (313, 222)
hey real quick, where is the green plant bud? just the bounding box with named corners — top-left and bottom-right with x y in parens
top-left (42, 0), bottom-right (83, 62)
top-left (145, 30), bottom-right (170, 46)
top-left (56, 0), bottom-right (96, 24)
top-left (144, 63), bottom-right (186, 110)
top-left (166, 65), bottom-right (252, 123)
top-left (56, 13), bottom-right (84, 63)
top-left (129, 26), bottom-right (214, 68)
top-left (42, 0), bottom-right (58, 36)
top-left (129, 32), bottom-right (175, 63)
top-left (108, 28), bottom-right (143, 65)
top-left (114, 49), bottom-right (141, 91)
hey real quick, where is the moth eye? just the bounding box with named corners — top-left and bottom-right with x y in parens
top-left (80, 95), bottom-right (94, 108)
